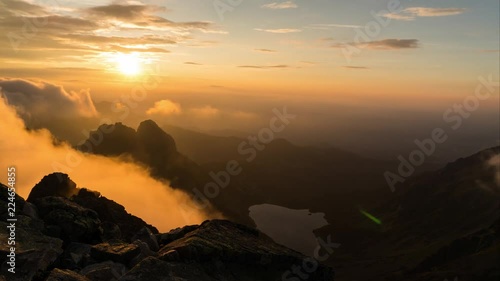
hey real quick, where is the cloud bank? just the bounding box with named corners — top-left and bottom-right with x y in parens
top-left (0, 95), bottom-right (216, 231)
top-left (0, 78), bottom-right (97, 119)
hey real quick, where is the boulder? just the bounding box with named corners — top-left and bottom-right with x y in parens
top-left (157, 220), bottom-right (335, 281)
top-left (59, 243), bottom-right (92, 269)
top-left (0, 219), bottom-right (63, 281)
top-left (128, 240), bottom-right (157, 267)
top-left (132, 227), bottom-right (159, 251)
top-left (80, 261), bottom-right (127, 281)
top-left (46, 268), bottom-right (90, 281)
top-left (91, 242), bottom-right (141, 264)
top-left (32, 196), bottom-right (102, 244)
top-left (156, 225), bottom-right (199, 247)
top-left (118, 257), bottom-right (173, 281)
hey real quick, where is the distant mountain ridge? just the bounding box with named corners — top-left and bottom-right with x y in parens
top-left (78, 120), bottom-right (203, 191)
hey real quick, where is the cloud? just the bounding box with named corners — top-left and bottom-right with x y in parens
top-left (255, 28), bottom-right (301, 33)
top-left (406, 7), bottom-right (466, 17)
top-left (86, 4), bottom-right (167, 21)
top-left (363, 39), bottom-right (419, 49)
top-left (333, 39), bottom-right (420, 50)
top-left (184, 61), bottom-right (203, 65)
top-left (238, 64), bottom-right (291, 69)
top-left (0, 0), bottom-right (48, 16)
top-left (190, 105), bottom-right (220, 117)
top-left (0, 0), bottom-right (219, 61)
top-left (0, 78), bottom-right (97, 120)
top-left (0, 96), bottom-right (216, 231)
top-left (146, 99), bottom-right (182, 116)
top-left (254, 48), bottom-right (277, 53)
top-left (383, 13), bottom-right (415, 21)
top-left (261, 1), bottom-right (298, 9)
top-left (342, 66), bottom-right (369, 70)
top-left (307, 23), bottom-right (362, 30)
top-left (0, 78), bottom-right (100, 144)
top-left (85, 4), bottom-right (211, 31)
top-left (108, 45), bottom-right (170, 53)
top-left (384, 7), bottom-right (466, 21)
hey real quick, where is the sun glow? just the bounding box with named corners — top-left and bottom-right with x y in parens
top-left (115, 53), bottom-right (142, 76)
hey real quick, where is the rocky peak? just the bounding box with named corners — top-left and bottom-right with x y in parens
top-left (27, 173), bottom-right (78, 202)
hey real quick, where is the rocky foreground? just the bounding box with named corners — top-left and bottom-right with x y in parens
top-left (0, 173), bottom-right (334, 281)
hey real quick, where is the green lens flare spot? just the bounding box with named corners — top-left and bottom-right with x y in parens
top-left (359, 209), bottom-right (382, 225)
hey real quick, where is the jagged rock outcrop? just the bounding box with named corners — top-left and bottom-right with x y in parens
top-left (78, 120), bottom-right (202, 190)
top-left (27, 173), bottom-right (78, 202)
top-left (26, 173), bottom-right (158, 241)
top-left (0, 175), bottom-right (335, 281)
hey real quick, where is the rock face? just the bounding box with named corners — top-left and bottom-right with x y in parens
top-left (32, 196), bottom-right (102, 244)
top-left (0, 175), bottom-right (335, 281)
top-left (71, 188), bottom-right (158, 241)
top-left (0, 183), bottom-right (64, 281)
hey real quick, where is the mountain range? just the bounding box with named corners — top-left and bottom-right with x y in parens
top-left (1, 119), bottom-right (497, 280)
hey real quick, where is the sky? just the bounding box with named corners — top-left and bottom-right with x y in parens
top-left (0, 0), bottom-right (498, 158)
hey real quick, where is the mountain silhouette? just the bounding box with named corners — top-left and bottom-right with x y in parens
top-left (78, 120), bottom-right (202, 191)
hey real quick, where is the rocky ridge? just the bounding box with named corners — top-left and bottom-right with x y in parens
top-left (0, 173), bottom-right (334, 281)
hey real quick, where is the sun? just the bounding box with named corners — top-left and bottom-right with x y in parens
top-left (115, 53), bottom-right (142, 76)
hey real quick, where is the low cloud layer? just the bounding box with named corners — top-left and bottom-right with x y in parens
top-left (0, 96), bottom-right (216, 231)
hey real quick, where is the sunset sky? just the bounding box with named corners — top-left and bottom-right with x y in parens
top-left (0, 0), bottom-right (498, 155)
